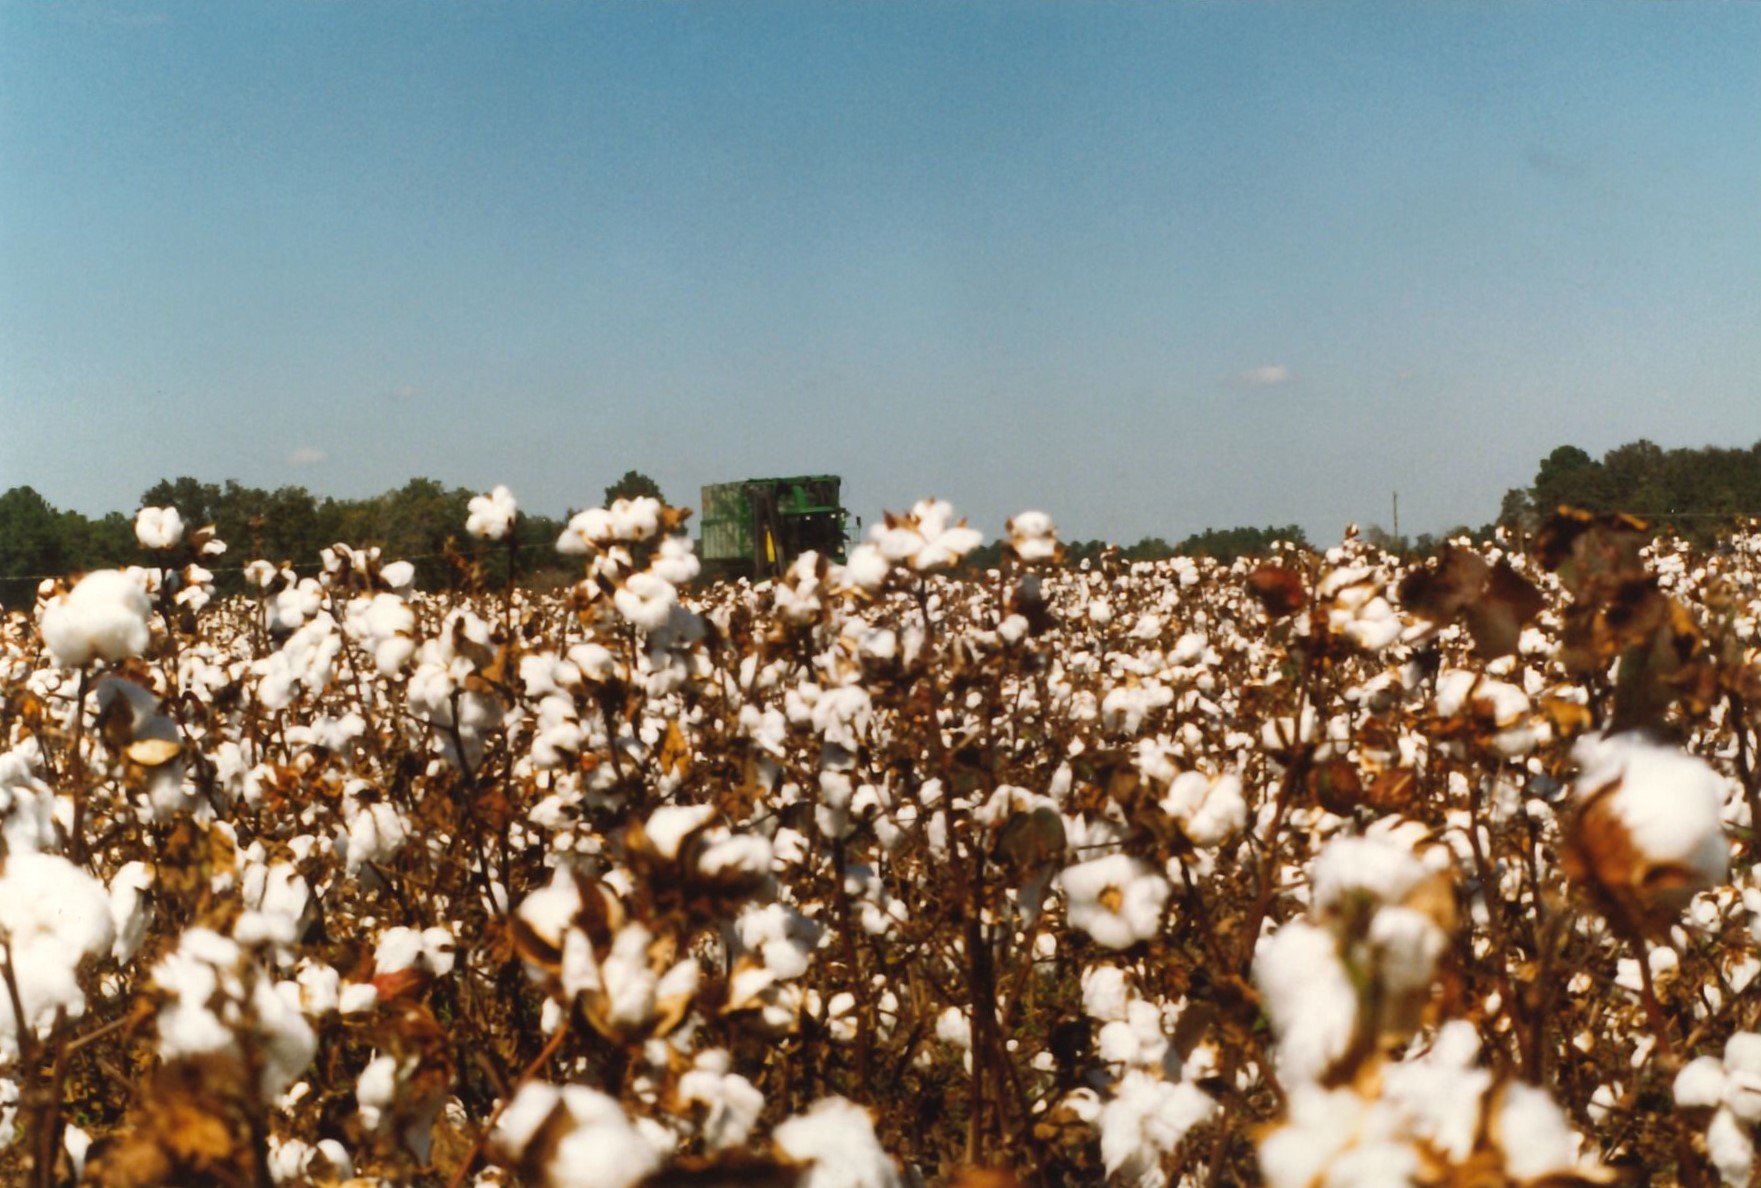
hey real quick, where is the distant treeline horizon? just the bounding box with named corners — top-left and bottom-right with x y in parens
top-left (4, 439), bottom-right (1760, 607)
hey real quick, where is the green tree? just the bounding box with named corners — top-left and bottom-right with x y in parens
top-left (0, 486), bottom-right (72, 608)
top-left (1530, 445), bottom-right (1608, 514)
top-left (603, 470), bottom-right (665, 507)
top-left (1174, 524), bottom-right (1307, 562)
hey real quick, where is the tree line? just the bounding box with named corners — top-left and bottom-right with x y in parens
top-left (6, 441), bottom-right (1761, 607)
top-left (0, 470), bottom-right (664, 609)
top-left (1504, 439), bottom-right (1761, 533)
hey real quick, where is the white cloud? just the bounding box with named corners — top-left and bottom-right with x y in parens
top-left (288, 447), bottom-right (327, 466)
top-left (392, 384), bottom-right (422, 400)
top-left (1232, 364), bottom-right (1293, 389)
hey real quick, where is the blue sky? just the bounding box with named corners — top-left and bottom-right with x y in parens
top-left (4, 1), bottom-right (1758, 546)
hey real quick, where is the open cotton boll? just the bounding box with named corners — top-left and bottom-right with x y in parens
top-left (1160, 771), bottom-right (1247, 848)
top-left (344, 593), bottom-right (416, 677)
top-left (614, 572), bottom-right (677, 630)
top-left (374, 925), bottom-right (455, 978)
top-left (493, 1082), bottom-right (662, 1188)
top-left (1254, 919), bottom-right (1359, 1085)
top-left (773, 1096), bottom-right (902, 1188)
top-left (677, 1049), bottom-right (765, 1151)
top-left (465, 485), bottom-right (518, 540)
top-left (1310, 833), bottom-right (1434, 914)
top-left (557, 507), bottom-right (615, 554)
top-left (642, 804), bottom-right (715, 859)
top-left (1495, 1083), bottom-right (1598, 1182)
top-left (651, 535), bottom-right (701, 585)
top-left (1573, 732), bottom-right (1729, 892)
top-left (608, 496), bottom-right (663, 541)
top-left (1007, 510), bottom-right (1061, 562)
top-left (0, 853), bottom-right (116, 1058)
top-left (1059, 854), bottom-right (1170, 950)
top-left (1099, 1069), bottom-right (1216, 1188)
top-left (839, 544), bottom-right (891, 593)
top-left (152, 927), bottom-right (316, 1100)
top-left (40, 569), bottom-right (152, 668)
top-left (134, 505), bottom-right (184, 550)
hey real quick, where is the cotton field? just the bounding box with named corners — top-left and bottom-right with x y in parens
top-left (5, 491), bottom-right (1761, 1188)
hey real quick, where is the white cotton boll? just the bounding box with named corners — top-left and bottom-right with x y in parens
top-left (614, 571), bottom-right (677, 630)
top-left (493, 1081), bottom-right (564, 1156)
top-left (0, 751), bottom-right (59, 856)
top-left (295, 961), bottom-right (341, 1015)
top-left (40, 570), bottom-right (153, 668)
top-left (679, 1050), bottom-right (765, 1151)
top-left (356, 1054), bottom-right (399, 1132)
top-left (379, 559), bottom-right (415, 591)
top-left (255, 616), bottom-right (343, 710)
top-left (346, 594), bottom-right (416, 677)
top-left (374, 926), bottom-right (455, 978)
top-left (108, 860), bottom-right (154, 964)
top-left (252, 979), bottom-right (318, 1098)
top-left (1341, 596), bottom-right (1402, 651)
top-left (698, 833), bottom-right (772, 879)
top-left (1254, 920), bottom-right (1358, 1085)
top-left (153, 951), bottom-right (235, 1060)
top-left (643, 804), bottom-right (715, 859)
top-left (1573, 733), bottom-right (1730, 890)
top-left (1060, 855), bottom-right (1170, 950)
top-left (935, 1007), bottom-right (972, 1051)
top-left (651, 535), bottom-right (701, 585)
top-left (1707, 1106), bottom-right (1756, 1187)
top-left (840, 544), bottom-right (890, 592)
top-left (496, 1083), bottom-right (666, 1188)
top-left (1256, 1084), bottom-right (1365, 1188)
top-left (1495, 1083), bottom-right (1586, 1181)
top-left (1161, 771), bottom-right (1247, 848)
top-left (608, 497), bottom-right (663, 541)
top-left (1082, 965), bottom-right (1133, 1023)
top-left (1098, 1070), bottom-right (1216, 1188)
top-left (517, 867), bottom-right (585, 955)
top-left (465, 485), bottom-right (518, 540)
top-left (269, 579), bottom-right (323, 633)
top-left (1378, 1021), bottom-right (1490, 1163)
top-left (1369, 907), bottom-right (1448, 997)
top-left (0, 854), bottom-right (116, 1055)
top-left (134, 506), bottom-right (184, 549)
top-left (338, 983), bottom-right (380, 1015)
top-left (1310, 834), bottom-right (1431, 914)
top-left (1677, 1056), bottom-right (1730, 1109)
top-left (773, 1096), bottom-right (902, 1188)
top-left (345, 800), bottom-right (410, 876)
top-left (1720, 1033), bottom-right (1761, 1122)
top-left (1097, 1017), bottom-right (1157, 1068)
top-left (1007, 511), bottom-right (1060, 562)
top-left (601, 925), bottom-right (660, 1030)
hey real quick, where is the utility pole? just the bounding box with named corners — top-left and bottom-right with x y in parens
top-left (1392, 491), bottom-right (1400, 550)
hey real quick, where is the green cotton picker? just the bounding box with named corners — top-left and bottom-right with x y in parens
top-left (697, 476), bottom-right (851, 581)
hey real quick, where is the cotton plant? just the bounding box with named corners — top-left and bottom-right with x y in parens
top-left (466, 484), bottom-right (519, 541)
top-left (8, 497), bottom-right (1761, 1184)
top-left (1675, 1032), bottom-right (1761, 1185)
top-left (1255, 830), bottom-right (1455, 1086)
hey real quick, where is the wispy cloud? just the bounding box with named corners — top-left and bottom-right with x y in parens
top-left (288, 447), bottom-right (327, 466)
top-left (391, 384), bottom-right (422, 401)
top-left (1230, 364), bottom-right (1293, 390)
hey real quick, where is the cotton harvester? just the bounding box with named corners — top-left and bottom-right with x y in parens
top-left (697, 476), bottom-right (850, 580)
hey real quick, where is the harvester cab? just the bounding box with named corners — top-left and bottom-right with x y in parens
top-left (698, 475), bottom-right (850, 581)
